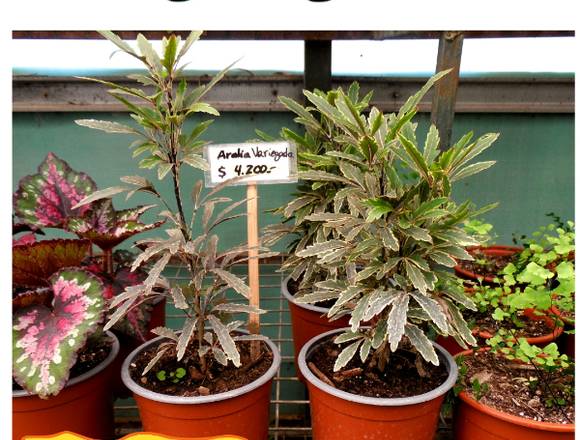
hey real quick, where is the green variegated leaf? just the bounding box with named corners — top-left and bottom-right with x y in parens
top-left (176, 318), bottom-right (197, 360)
top-left (360, 338), bottom-right (372, 363)
top-left (334, 331), bottom-right (364, 344)
top-left (371, 319), bottom-right (388, 349)
top-left (333, 338), bottom-right (363, 372)
top-left (211, 269), bottom-right (249, 299)
top-left (429, 251), bottom-right (457, 267)
top-left (409, 291), bottom-right (448, 334)
top-left (208, 315), bottom-right (240, 367)
top-left (349, 294), bottom-right (371, 332)
top-left (296, 240), bottom-right (346, 258)
top-left (405, 323), bottom-right (439, 365)
top-left (387, 292), bottom-right (409, 351)
top-left (363, 289), bottom-right (399, 321)
top-left (449, 161), bottom-right (496, 182)
top-left (424, 124), bottom-right (440, 165)
top-left (405, 260), bottom-right (428, 294)
top-left (405, 227), bottom-right (432, 243)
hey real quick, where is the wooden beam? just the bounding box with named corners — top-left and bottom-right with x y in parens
top-left (431, 31), bottom-right (464, 150)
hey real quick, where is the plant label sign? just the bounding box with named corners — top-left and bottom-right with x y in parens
top-left (204, 141), bottom-right (297, 187)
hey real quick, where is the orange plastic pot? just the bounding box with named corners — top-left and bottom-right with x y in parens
top-left (121, 334), bottom-right (281, 439)
top-left (454, 349), bottom-right (575, 439)
top-left (281, 277), bottom-right (349, 381)
top-left (454, 245), bottom-right (523, 284)
top-left (13, 332), bottom-right (120, 440)
top-left (298, 328), bottom-right (458, 440)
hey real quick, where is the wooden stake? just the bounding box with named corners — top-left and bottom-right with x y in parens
top-left (246, 183), bottom-right (261, 360)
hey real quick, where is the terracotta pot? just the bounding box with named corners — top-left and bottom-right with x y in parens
top-left (298, 328), bottom-right (458, 440)
top-left (454, 245), bottom-right (523, 284)
top-left (454, 349), bottom-right (575, 439)
top-left (121, 334), bottom-right (281, 439)
top-left (281, 276), bottom-right (349, 381)
top-left (436, 308), bottom-right (564, 356)
top-left (13, 332), bottom-right (120, 440)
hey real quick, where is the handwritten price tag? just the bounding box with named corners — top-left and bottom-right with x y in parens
top-left (204, 141), bottom-right (297, 187)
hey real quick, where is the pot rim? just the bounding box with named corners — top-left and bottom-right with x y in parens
top-left (298, 327), bottom-right (458, 407)
top-left (13, 330), bottom-right (120, 398)
top-left (456, 349), bottom-right (575, 432)
top-left (454, 245), bottom-right (523, 283)
top-left (281, 275), bottom-right (332, 315)
top-left (121, 330), bottom-right (281, 405)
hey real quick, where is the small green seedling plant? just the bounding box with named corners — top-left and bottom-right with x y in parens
top-left (488, 330), bottom-right (574, 415)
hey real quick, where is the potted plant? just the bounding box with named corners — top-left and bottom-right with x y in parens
top-left (12, 237), bottom-right (120, 439)
top-left (74, 31), bottom-right (280, 439)
top-left (454, 333), bottom-right (574, 438)
top-left (262, 83), bottom-right (373, 377)
top-left (454, 219), bottom-right (523, 284)
top-left (273, 70), bottom-right (501, 439)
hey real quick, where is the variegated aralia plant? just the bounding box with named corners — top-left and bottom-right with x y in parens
top-left (12, 238), bottom-right (107, 398)
top-left (13, 152), bottom-right (165, 340)
top-left (262, 83), bottom-right (373, 297)
top-left (277, 71), bottom-right (499, 374)
top-left (74, 31), bottom-right (273, 375)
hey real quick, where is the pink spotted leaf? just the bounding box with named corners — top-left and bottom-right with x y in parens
top-left (12, 268), bottom-right (105, 398)
top-left (14, 153), bottom-right (97, 229)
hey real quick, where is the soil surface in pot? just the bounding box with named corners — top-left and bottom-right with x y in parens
top-left (12, 334), bottom-right (113, 391)
top-left (465, 310), bottom-right (556, 338)
top-left (129, 340), bottom-right (273, 397)
top-left (459, 250), bottom-right (518, 279)
top-left (461, 350), bottom-right (574, 424)
top-left (307, 336), bottom-right (448, 398)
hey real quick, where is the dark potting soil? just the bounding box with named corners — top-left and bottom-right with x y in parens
top-left (307, 336), bottom-right (448, 398)
top-left (12, 334), bottom-right (113, 391)
top-left (461, 350), bottom-right (575, 424)
top-left (129, 340), bottom-right (273, 397)
top-left (459, 250), bottom-right (518, 279)
top-left (464, 310), bottom-right (557, 339)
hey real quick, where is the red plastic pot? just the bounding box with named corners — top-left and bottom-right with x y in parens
top-left (454, 348), bottom-right (575, 439)
top-left (437, 308), bottom-right (564, 355)
top-left (298, 328), bottom-right (458, 440)
top-left (454, 245), bottom-right (523, 284)
top-left (281, 276), bottom-right (349, 381)
top-left (13, 332), bottom-right (120, 440)
top-left (121, 334), bottom-right (281, 439)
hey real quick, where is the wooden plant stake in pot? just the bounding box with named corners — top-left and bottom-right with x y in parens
top-left (454, 245), bottom-right (523, 284)
top-left (298, 328), bottom-right (458, 440)
top-left (13, 332), bottom-right (120, 440)
top-left (281, 276), bottom-right (349, 381)
top-left (121, 333), bottom-right (281, 440)
top-left (436, 308), bottom-right (565, 355)
top-left (454, 349), bottom-right (575, 440)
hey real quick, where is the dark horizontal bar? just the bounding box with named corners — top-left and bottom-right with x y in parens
top-left (12, 30), bottom-right (574, 40)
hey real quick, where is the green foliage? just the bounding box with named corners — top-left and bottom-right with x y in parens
top-left (268, 73), bottom-right (499, 372)
top-left (462, 219), bottom-right (495, 245)
top-left (76, 32), bottom-right (272, 373)
top-left (487, 331), bottom-right (574, 409)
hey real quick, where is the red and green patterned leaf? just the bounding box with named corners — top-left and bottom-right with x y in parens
top-left (12, 269), bottom-right (105, 398)
top-left (14, 153), bottom-right (97, 229)
top-left (67, 199), bottom-right (164, 251)
top-left (13, 239), bottom-right (91, 288)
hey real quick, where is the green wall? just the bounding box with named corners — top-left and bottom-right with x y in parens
top-left (12, 111), bottom-right (574, 246)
